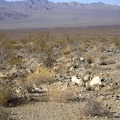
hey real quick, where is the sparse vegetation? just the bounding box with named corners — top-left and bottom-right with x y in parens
top-left (0, 85), bottom-right (12, 106)
top-left (84, 54), bottom-right (94, 64)
top-left (62, 45), bottom-right (72, 55)
top-left (82, 99), bottom-right (110, 117)
top-left (0, 27), bottom-right (120, 120)
top-left (25, 65), bottom-right (55, 91)
top-left (99, 53), bottom-right (107, 61)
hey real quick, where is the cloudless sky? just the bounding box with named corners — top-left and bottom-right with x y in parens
top-left (5, 0), bottom-right (120, 6)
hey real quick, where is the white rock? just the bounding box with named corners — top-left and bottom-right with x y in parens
top-left (84, 74), bottom-right (90, 81)
top-left (71, 76), bottom-right (84, 86)
top-left (90, 76), bottom-right (102, 86)
top-left (80, 57), bottom-right (84, 61)
top-left (0, 72), bottom-right (5, 78)
top-left (15, 88), bottom-right (21, 93)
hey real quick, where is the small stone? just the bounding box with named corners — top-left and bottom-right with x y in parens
top-left (95, 116), bottom-right (98, 118)
top-left (89, 76), bottom-right (102, 86)
top-left (71, 76), bottom-right (84, 86)
top-left (80, 57), bottom-right (84, 61)
top-left (19, 116), bottom-right (24, 119)
top-left (105, 116), bottom-right (108, 119)
top-left (84, 74), bottom-right (90, 81)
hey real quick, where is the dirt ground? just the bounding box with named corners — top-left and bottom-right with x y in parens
top-left (5, 101), bottom-right (118, 120)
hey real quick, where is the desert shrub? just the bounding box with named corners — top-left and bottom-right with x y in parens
top-left (62, 45), bottom-right (71, 55)
top-left (113, 39), bottom-right (120, 47)
top-left (82, 38), bottom-right (92, 45)
top-left (0, 91), bottom-right (9, 106)
top-left (99, 53), bottom-right (107, 61)
top-left (1, 39), bottom-right (17, 50)
top-left (0, 84), bottom-right (13, 106)
top-left (84, 54), bottom-right (94, 64)
top-left (110, 35), bottom-right (120, 47)
top-left (82, 99), bottom-right (109, 117)
top-left (93, 43), bottom-right (105, 52)
top-left (63, 33), bottom-right (73, 45)
top-left (20, 32), bottom-right (60, 68)
top-left (38, 33), bottom-right (60, 67)
top-left (0, 37), bottom-right (15, 69)
top-left (25, 66), bottom-right (55, 91)
top-left (9, 57), bottom-right (22, 66)
top-left (63, 33), bottom-right (80, 52)
top-left (19, 37), bottom-right (30, 44)
top-left (12, 44), bottom-right (23, 50)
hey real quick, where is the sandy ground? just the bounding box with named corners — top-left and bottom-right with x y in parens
top-left (6, 101), bottom-right (118, 120)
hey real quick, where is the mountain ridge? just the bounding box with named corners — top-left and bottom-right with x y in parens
top-left (0, 0), bottom-right (120, 29)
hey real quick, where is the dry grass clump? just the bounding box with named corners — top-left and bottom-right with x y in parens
top-left (19, 37), bottom-right (30, 44)
top-left (79, 46), bottom-right (87, 52)
top-left (0, 91), bottom-right (8, 106)
top-left (0, 85), bottom-right (12, 106)
top-left (93, 43), bottom-right (105, 52)
top-left (20, 32), bottom-right (59, 68)
top-left (62, 45), bottom-right (71, 55)
top-left (99, 53), bottom-right (107, 61)
top-left (9, 57), bottom-right (22, 65)
top-left (12, 44), bottom-right (23, 50)
top-left (1, 39), bottom-right (17, 50)
top-left (84, 54), bottom-right (94, 64)
top-left (110, 37), bottom-right (120, 47)
top-left (82, 99), bottom-right (110, 117)
top-left (25, 66), bottom-right (55, 91)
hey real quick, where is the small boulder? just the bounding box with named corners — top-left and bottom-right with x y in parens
top-left (90, 76), bottom-right (102, 86)
top-left (71, 76), bottom-right (84, 86)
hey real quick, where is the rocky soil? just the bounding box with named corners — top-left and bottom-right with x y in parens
top-left (0, 28), bottom-right (120, 120)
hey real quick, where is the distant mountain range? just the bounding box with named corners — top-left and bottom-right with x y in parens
top-left (0, 0), bottom-right (120, 29)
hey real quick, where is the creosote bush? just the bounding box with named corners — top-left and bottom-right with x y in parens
top-left (19, 32), bottom-right (61, 68)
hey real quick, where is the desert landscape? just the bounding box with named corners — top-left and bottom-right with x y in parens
top-left (0, 0), bottom-right (120, 29)
top-left (0, 0), bottom-right (120, 120)
top-left (0, 26), bottom-right (120, 120)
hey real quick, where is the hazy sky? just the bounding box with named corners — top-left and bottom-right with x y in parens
top-left (5, 0), bottom-right (120, 6)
